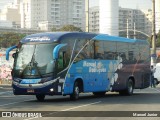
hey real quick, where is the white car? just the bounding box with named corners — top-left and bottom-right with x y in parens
top-left (154, 63), bottom-right (160, 85)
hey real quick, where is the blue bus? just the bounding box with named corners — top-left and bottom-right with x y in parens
top-left (6, 32), bottom-right (150, 101)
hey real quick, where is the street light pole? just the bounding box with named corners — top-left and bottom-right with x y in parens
top-left (85, 0), bottom-right (89, 32)
top-left (134, 22), bottom-right (136, 39)
top-left (119, 29), bottom-right (150, 37)
top-left (151, 0), bottom-right (156, 66)
top-left (127, 19), bottom-right (129, 38)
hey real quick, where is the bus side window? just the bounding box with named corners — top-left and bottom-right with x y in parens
top-left (128, 51), bottom-right (134, 61)
top-left (57, 49), bottom-right (68, 70)
top-left (119, 52), bottom-right (127, 61)
top-left (103, 41), bottom-right (116, 60)
top-left (74, 39), bottom-right (93, 62)
top-left (94, 41), bottom-right (104, 59)
top-left (81, 41), bottom-right (94, 59)
top-left (58, 52), bottom-right (64, 69)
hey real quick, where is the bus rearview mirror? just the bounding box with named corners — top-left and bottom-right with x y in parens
top-left (53, 44), bottom-right (67, 60)
top-left (6, 45), bottom-right (17, 60)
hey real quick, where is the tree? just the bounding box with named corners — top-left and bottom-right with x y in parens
top-left (0, 32), bottom-right (26, 48)
top-left (51, 27), bottom-right (58, 32)
top-left (51, 25), bottom-right (83, 32)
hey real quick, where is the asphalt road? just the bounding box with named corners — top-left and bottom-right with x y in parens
top-left (0, 85), bottom-right (160, 120)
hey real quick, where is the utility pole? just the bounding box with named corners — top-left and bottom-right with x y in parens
top-left (126, 19), bottom-right (129, 38)
top-left (151, 0), bottom-right (156, 66)
top-left (85, 0), bottom-right (89, 32)
top-left (134, 22), bottom-right (136, 39)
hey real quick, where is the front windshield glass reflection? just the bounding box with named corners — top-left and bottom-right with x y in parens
top-left (14, 43), bottom-right (57, 78)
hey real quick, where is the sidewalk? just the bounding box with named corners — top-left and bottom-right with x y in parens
top-left (156, 83), bottom-right (160, 88)
top-left (0, 79), bottom-right (12, 85)
top-left (0, 84), bottom-right (12, 90)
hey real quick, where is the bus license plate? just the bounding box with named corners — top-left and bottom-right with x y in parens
top-left (27, 89), bottom-right (34, 93)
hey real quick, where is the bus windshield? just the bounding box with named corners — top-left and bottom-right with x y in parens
top-left (14, 43), bottom-right (57, 78)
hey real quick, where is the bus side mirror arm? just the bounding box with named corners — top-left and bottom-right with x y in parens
top-left (53, 44), bottom-right (67, 60)
top-left (6, 45), bottom-right (17, 61)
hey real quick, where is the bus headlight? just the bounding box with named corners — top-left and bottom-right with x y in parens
top-left (50, 88), bottom-right (54, 92)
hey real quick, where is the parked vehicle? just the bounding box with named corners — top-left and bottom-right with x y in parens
top-left (154, 63), bottom-right (160, 85)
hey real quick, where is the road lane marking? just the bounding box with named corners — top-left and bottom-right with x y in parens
top-left (0, 91), bottom-right (12, 95)
top-left (0, 99), bottom-right (35, 107)
top-left (24, 101), bottom-right (101, 120)
top-left (61, 101), bottom-right (101, 111)
top-left (153, 88), bottom-right (160, 93)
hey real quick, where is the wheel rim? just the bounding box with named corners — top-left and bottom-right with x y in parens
top-left (128, 81), bottom-right (133, 93)
top-left (75, 86), bottom-right (79, 98)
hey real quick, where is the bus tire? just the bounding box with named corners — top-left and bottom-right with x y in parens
top-left (36, 94), bottom-right (45, 102)
top-left (93, 92), bottom-right (106, 96)
top-left (119, 79), bottom-right (134, 96)
top-left (70, 82), bottom-right (80, 100)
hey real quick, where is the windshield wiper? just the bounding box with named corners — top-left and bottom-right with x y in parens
top-left (20, 45), bottom-right (43, 78)
top-left (29, 45), bottom-right (43, 78)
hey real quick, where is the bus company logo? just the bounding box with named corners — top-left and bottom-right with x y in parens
top-left (1, 112), bottom-right (42, 118)
top-left (2, 112), bottom-right (11, 117)
top-left (83, 61), bottom-right (106, 73)
top-left (26, 36), bottom-right (50, 42)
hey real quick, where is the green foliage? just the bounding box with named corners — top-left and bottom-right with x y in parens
top-left (51, 27), bottom-right (58, 32)
top-left (0, 32), bottom-right (26, 48)
top-left (51, 25), bottom-right (83, 32)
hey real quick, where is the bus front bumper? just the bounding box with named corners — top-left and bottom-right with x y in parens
top-left (12, 81), bottom-right (63, 95)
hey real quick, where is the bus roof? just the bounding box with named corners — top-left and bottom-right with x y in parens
top-left (20, 32), bottom-right (148, 44)
top-left (20, 32), bottom-right (97, 43)
top-left (94, 34), bottom-right (148, 44)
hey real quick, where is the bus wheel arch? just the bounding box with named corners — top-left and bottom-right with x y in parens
top-left (70, 78), bottom-right (84, 100)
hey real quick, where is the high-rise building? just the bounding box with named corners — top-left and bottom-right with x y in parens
top-left (89, 6), bottom-right (99, 33)
top-left (20, 0), bottom-right (49, 29)
top-left (142, 9), bottom-right (152, 36)
top-left (99, 0), bottom-right (119, 36)
top-left (0, 0), bottom-right (21, 28)
top-left (20, 0), bottom-right (85, 31)
top-left (119, 7), bottom-right (151, 39)
top-left (14, 0), bottom-right (20, 5)
top-left (89, 6), bottom-right (152, 39)
top-left (155, 0), bottom-right (160, 33)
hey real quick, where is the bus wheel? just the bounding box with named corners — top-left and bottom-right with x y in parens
top-left (36, 94), bottom-right (45, 102)
top-left (93, 92), bottom-right (106, 96)
top-left (70, 82), bottom-right (80, 100)
top-left (119, 79), bottom-right (134, 96)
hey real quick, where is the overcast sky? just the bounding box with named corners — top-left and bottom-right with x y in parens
top-left (0, 0), bottom-right (14, 9)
